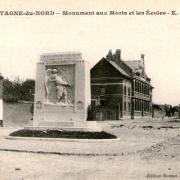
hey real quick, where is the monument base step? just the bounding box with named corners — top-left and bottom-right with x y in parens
top-left (39, 121), bottom-right (74, 127)
top-left (30, 121), bottom-right (102, 132)
top-left (25, 126), bottom-right (102, 132)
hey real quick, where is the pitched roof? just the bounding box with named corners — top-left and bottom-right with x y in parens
top-left (124, 60), bottom-right (141, 71)
top-left (124, 60), bottom-right (152, 83)
top-left (107, 60), bottom-right (131, 78)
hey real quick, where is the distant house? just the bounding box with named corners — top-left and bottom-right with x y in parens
top-left (172, 106), bottom-right (180, 118)
top-left (152, 104), bottom-right (166, 118)
top-left (152, 104), bottom-right (179, 118)
top-left (90, 49), bottom-right (153, 120)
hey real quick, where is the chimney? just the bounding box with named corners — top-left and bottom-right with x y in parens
top-left (141, 54), bottom-right (145, 61)
top-left (140, 54), bottom-right (145, 75)
top-left (106, 49), bottom-right (113, 61)
top-left (115, 49), bottom-right (121, 61)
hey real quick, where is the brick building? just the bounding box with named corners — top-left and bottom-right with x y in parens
top-left (90, 49), bottom-right (153, 120)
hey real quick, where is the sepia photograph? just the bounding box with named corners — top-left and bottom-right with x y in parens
top-left (0, 0), bottom-right (180, 179)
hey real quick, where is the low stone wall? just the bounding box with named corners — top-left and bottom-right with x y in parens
top-left (0, 120), bottom-right (3, 127)
top-left (153, 109), bottom-right (166, 118)
top-left (3, 101), bottom-right (33, 127)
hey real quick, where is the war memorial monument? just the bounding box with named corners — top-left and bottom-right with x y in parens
top-left (33, 52), bottom-right (94, 130)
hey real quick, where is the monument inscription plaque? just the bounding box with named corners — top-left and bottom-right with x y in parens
top-left (33, 52), bottom-right (91, 128)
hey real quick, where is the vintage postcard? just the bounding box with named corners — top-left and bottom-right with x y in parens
top-left (0, 0), bottom-right (180, 179)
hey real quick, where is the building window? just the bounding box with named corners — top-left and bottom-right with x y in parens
top-left (124, 101), bottom-right (126, 111)
top-left (100, 100), bottom-right (105, 106)
top-left (128, 87), bottom-right (131, 96)
top-left (100, 87), bottom-right (105, 95)
top-left (139, 83), bottom-right (141, 93)
top-left (107, 111), bottom-right (110, 119)
top-left (144, 101), bottom-right (146, 111)
top-left (143, 101), bottom-right (146, 111)
top-left (150, 103), bottom-right (152, 113)
top-left (138, 100), bottom-right (141, 111)
top-left (146, 101), bottom-right (148, 111)
top-left (91, 100), bottom-right (96, 107)
top-left (144, 85), bottom-right (147, 95)
top-left (144, 85), bottom-right (149, 95)
top-left (142, 84), bottom-right (144, 94)
top-left (100, 95), bottom-right (105, 106)
top-left (124, 85), bottom-right (126, 95)
top-left (128, 102), bottom-right (131, 112)
top-left (136, 82), bottom-right (138, 92)
top-left (135, 81), bottom-right (137, 92)
top-left (137, 82), bottom-right (139, 92)
top-left (139, 82), bottom-right (141, 93)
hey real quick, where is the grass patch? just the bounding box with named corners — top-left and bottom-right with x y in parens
top-left (142, 125), bottom-right (153, 129)
top-left (9, 129), bottom-right (117, 139)
top-left (167, 120), bottom-right (180, 123)
top-left (159, 126), bottom-right (179, 129)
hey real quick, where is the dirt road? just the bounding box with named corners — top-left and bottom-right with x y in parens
top-left (1, 118), bottom-right (180, 179)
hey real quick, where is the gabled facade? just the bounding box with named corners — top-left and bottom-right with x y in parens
top-left (90, 49), bottom-right (153, 120)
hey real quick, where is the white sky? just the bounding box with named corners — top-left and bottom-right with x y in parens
top-left (0, 0), bottom-right (180, 105)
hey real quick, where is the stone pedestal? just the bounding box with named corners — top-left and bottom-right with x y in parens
top-left (33, 52), bottom-right (91, 128)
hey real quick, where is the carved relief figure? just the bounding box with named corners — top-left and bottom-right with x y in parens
top-left (53, 69), bottom-right (71, 104)
top-left (45, 69), bottom-right (57, 102)
top-left (45, 68), bottom-right (72, 105)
